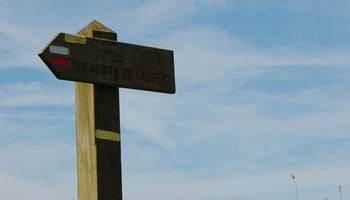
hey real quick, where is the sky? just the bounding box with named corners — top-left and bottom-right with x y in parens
top-left (0, 0), bottom-right (350, 199)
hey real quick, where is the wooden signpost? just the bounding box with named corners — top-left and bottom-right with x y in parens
top-left (38, 20), bottom-right (175, 200)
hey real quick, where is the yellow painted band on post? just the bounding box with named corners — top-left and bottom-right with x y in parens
top-left (65, 34), bottom-right (87, 44)
top-left (95, 129), bottom-right (120, 142)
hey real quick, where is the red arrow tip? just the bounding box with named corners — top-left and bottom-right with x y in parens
top-left (48, 54), bottom-right (71, 66)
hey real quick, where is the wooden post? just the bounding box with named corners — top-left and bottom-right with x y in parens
top-left (75, 20), bottom-right (122, 200)
top-left (38, 18), bottom-right (175, 200)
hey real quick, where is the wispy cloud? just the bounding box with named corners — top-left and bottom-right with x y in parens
top-left (151, 26), bottom-right (350, 84)
top-left (123, 161), bottom-right (350, 200)
top-left (1, 1), bottom-right (350, 200)
top-left (106, 0), bottom-right (235, 36)
top-left (0, 82), bottom-right (73, 108)
top-left (0, 141), bottom-right (76, 200)
top-left (0, 172), bottom-right (75, 200)
top-left (245, 0), bottom-right (350, 18)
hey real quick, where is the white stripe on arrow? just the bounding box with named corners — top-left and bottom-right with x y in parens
top-left (49, 45), bottom-right (70, 56)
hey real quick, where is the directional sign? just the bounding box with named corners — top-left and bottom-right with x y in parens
top-left (39, 33), bottom-right (175, 93)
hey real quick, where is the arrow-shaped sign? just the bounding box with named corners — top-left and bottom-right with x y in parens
top-left (39, 33), bottom-right (175, 94)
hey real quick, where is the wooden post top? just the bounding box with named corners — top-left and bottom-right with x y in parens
top-left (77, 20), bottom-right (117, 40)
top-left (78, 20), bottom-right (115, 34)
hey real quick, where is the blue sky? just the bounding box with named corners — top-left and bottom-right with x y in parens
top-left (1, 0), bottom-right (350, 199)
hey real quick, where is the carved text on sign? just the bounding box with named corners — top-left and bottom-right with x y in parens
top-left (39, 33), bottom-right (175, 93)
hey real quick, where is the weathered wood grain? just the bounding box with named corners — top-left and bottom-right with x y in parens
top-left (75, 20), bottom-right (122, 200)
top-left (76, 82), bottom-right (97, 200)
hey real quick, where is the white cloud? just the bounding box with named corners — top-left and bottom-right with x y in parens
top-left (121, 90), bottom-right (177, 151)
top-left (1, 23), bottom-right (349, 199)
top-left (148, 26), bottom-right (350, 85)
top-left (290, 0), bottom-right (350, 18)
top-left (234, 0), bottom-right (350, 18)
top-left (1, 0), bottom-right (349, 69)
top-left (0, 82), bottom-right (73, 108)
top-left (123, 161), bottom-right (350, 200)
top-left (1, 1), bottom-right (350, 200)
top-left (115, 26), bottom-right (350, 159)
top-left (0, 141), bottom-right (75, 178)
top-left (121, 78), bottom-right (350, 166)
top-left (0, 141), bottom-right (76, 200)
top-left (0, 172), bottom-right (75, 200)
top-left (106, 0), bottom-right (235, 37)
top-left (0, 17), bottom-right (46, 68)
top-left (0, 0), bottom-right (235, 68)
